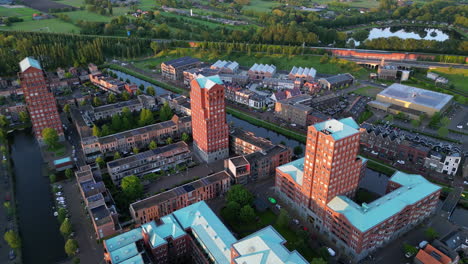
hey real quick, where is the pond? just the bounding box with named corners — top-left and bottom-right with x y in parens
top-left (367, 27), bottom-right (450, 41)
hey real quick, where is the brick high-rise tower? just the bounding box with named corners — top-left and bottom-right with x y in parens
top-left (304, 118), bottom-right (364, 216)
top-left (190, 75), bottom-right (229, 163)
top-left (19, 57), bottom-right (64, 144)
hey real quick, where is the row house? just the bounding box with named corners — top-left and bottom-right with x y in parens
top-left (424, 152), bottom-right (462, 176)
top-left (107, 141), bottom-right (192, 185)
top-left (262, 77), bottom-right (296, 90)
top-left (129, 171), bottom-right (231, 225)
top-left (75, 165), bottom-right (120, 239)
top-left (0, 103), bottom-right (27, 122)
top-left (85, 95), bottom-right (156, 121)
top-left (157, 93), bottom-right (191, 116)
top-left (210, 60), bottom-right (239, 74)
top-left (161, 56), bottom-right (201, 81)
top-left (81, 115), bottom-right (191, 161)
top-left (274, 94), bottom-right (313, 127)
top-left (89, 73), bottom-right (125, 94)
top-left (270, 88), bottom-right (302, 102)
top-left (229, 127), bottom-right (274, 155)
top-left (218, 73), bottom-right (249, 85)
top-left (248, 63), bottom-right (276, 80)
top-left (288, 66), bottom-right (317, 83)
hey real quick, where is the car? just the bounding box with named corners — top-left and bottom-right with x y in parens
top-left (371, 150), bottom-right (378, 155)
top-left (9, 249), bottom-right (15, 260)
top-left (55, 192), bottom-right (63, 196)
top-left (293, 219), bottom-right (299, 225)
top-left (56, 197), bottom-right (65, 201)
top-left (405, 252), bottom-right (414, 258)
top-left (291, 124), bottom-right (297, 127)
top-left (397, 160), bottom-right (405, 165)
top-left (457, 125), bottom-right (463, 129)
top-left (327, 247), bottom-right (336, 257)
top-left (275, 204), bottom-right (281, 210)
top-left (419, 241), bottom-right (428, 249)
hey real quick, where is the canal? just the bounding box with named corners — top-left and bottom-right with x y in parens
top-left (10, 130), bottom-right (66, 264)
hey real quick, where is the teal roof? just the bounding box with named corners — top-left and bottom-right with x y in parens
top-left (313, 118), bottom-right (360, 140)
top-left (172, 201), bottom-right (237, 264)
top-left (19, 57), bottom-right (42, 72)
top-left (109, 243), bottom-right (139, 264)
top-left (104, 228), bottom-right (143, 252)
top-left (53, 157), bottom-right (71, 165)
top-left (358, 155), bottom-right (368, 164)
top-left (195, 75), bottom-right (223, 89)
top-left (327, 171), bottom-right (441, 232)
top-left (277, 158), bottom-right (305, 186)
top-left (141, 215), bottom-right (186, 248)
top-left (119, 254), bottom-right (144, 264)
top-left (232, 226), bottom-right (308, 264)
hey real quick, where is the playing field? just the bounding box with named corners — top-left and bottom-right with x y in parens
top-left (353, 86), bottom-right (383, 97)
top-left (0, 6), bottom-right (38, 21)
top-left (1, 18), bottom-right (80, 33)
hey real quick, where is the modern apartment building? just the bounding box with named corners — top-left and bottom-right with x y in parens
top-left (104, 201), bottom-right (308, 264)
top-left (190, 75), bottom-right (229, 163)
top-left (81, 115), bottom-right (191, 161)
top-left (326, 172), bottom-right (440, 258)
top-left (18, 57), bottom-right (64, 143)
top-left (229, 127), bottom-right (274, 155)
top-left (130, 171), bottom-right (231, 225)
top-left (161, 56), bottom-right (201, 81)
top-left (89, 72), bottom-right (125, 93)
top-left (274, 95), bottom-right (313, 127)
top-left (84, 95), bottom-right (156, 121)
top-left (107, 142), bottom-right (192, 184)
top-left (75, 165), bottom-right (120, 239)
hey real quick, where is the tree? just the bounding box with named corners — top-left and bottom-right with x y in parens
top-left (294, 146), bottom-right (303, 156)
top-left (310, 258), bottom-right (327, 264)
top-left (437, 127), bottom-right (449, 137)
top-left (4, 230), bottom-right (21, 249)
top-left (63, 104), bottom-right (70, 114)
top-left (101, 124), bottom-right (111, 136)
top-left (440, 117), bottom-right (450, 127)
top-left (223, 201), bottom-right (240, 222)
top-left (226, 185), bottom-right (253, 207)
top-left (403, 243), bottom-right (418, 255)
top-left (58, 207), bottom-right (67, 223)
top-left (95, 156), bottom-right (105, 168)
top-left (138, 109), bottom-right (154, 126)
top-left (384, 114), bottom-right (394, 123)
top-left (181, 132), bottom-right (190, 143)
top-left (166, 137), bottom-right (173, 145)
top-left (113, 152), bottom-right (121, 160)
top-left (65, 239), bottom-right (78, 257)
top-left (108, 93), bottom-right (117, 103)
top-left (411, 119), bottom-right (420, 128)
top-left (49, 173), bottom-right (57, 183)
top-left (276, 208), bottom-right (289, 228)
top-left (93, 97), bottom-right (102, 107)
top-left (146, 86), bottom-right (155, 96)
top-left (239, 205), bottom-right (255, 223)
top-left (0, 115), bottom-right (9, 128)
top-left (132, 147), bottom-right (139, 154)
top-left (42, 128), bottom-right (60, 150)
top-left (65, 168), bottom-right (73, 179)
top-left (121, 175), bottom-right (143, 201)
top-left (425, 227), bottom-right (439, 240)
top-left (139, 84), bottom-right (145, 90)
top-left (92, 125), bottom-right (101, 137)
top-left (149, 140), bottom-right (157, 150)
top-left (122, 91), bottom-right (130, 101)
top-left (159, 102), bottom-right (173, 121)
top-left (60, 218), bottom-right (73, 237)
top-left (19, 111), bottom-right (29, 123)
top-left (320, 53), bottom-right (329, 64)
top-left (111, 114), bottom-right (123, 132)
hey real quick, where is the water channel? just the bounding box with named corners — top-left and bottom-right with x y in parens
top-left (10, 129), bottom-right (66, 264)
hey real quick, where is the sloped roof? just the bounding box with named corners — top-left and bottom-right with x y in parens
top-left (290, 66), bottom-right (316, 78)
top-left (195, 75), bottom-right (223, 90)
top-left (19, 57), bottom-right (42, 72)
top-left (249, 63), bottom-right (276, 74)
top-left (141, 215), bottom-right (186, 248)
top-left (232, 226), bottom-right (308, 264)
top-left (277, 158), bottom-right (305, 186)
top-left (313, 117), bottom-right (360, 140)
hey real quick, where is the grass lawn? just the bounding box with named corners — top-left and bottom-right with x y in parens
top-left (352, 86), bottom-right (383, 97)
top-left (137, 0), bottom-right (156, 9)
top-left (58, 10), bottom-right (112, 22)
top-left (0, 6), bottom-right (38, 21)
top-left (0, 18), bottom-right (80, 33)
top-left (243, 0), bottom-right (280, 12)
top-left (429, 68), bottom-right (468, 94)
top-left (56, 0), bottom-right (84, 8)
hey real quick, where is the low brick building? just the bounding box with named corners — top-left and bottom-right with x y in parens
top-left (318, 73), bottom-right (354, 90)
top-left (275, 95), bottom-right (313, 127)
top-left (89, 73), bottom-right (125, 93)
top-left (248, 63), bottom-right (276, 80)
top-left (161, 56), bottom-right (201, 81)
top-left (107, 141), bottom-right (192, 185)
top-left (229, 127), bottom-right (274, 155)
top-left (129, 171), bottom-right (231, 225)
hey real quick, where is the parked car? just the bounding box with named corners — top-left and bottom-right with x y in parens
top-left (9, 249), bottom-right (15, 260)
top-left (56, 197), bottom-right (65, 201)
top-left (275, 204), bottom-right (281, 210)
top-left (327, 247), bottom-right (336, 257)
top-left (419, 241), bottom-right (428, 249)
top-left (397, 160), bottom-right (405, 165)
top-left (55, 192), bottom-right (63, 196)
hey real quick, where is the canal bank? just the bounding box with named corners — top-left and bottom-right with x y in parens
top-left (10, 129), bottom-right (66, 264)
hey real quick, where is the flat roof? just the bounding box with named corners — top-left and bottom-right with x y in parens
top-left (119, 254), bottom-right (145, 264)
top-left (232, 226), bottom-right (308, 264)
top-left (313, 117), bottom-right (360, 140)
top-left (109, 243), bottom-right (139, 264)
top-left (53, 157), bottom-right (72, 165)
top-left (277, 158), bottom-right (305, 186)
top-left (194, 75), bottom-right (223, 90)
top-left (163, 56), bottom-right (200, 68)
top-left (230, 128), bottom-right (273, 151)
top-left (377, 83), bottom-right (453, 110)
top-left (229, 156), bottom-right (250, 167)
top-left (173, 201), bottom-right (237, 264)
top-left (327, 171), bottom-right (441, 232)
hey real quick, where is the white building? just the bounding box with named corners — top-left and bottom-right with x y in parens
top-left (442, 153), bottom-right (461, 176)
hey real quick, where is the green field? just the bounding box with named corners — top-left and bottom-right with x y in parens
top-left (0, 6), bottom-right (38, 21)
top-left (352, 86), bottom-right (383, 97)
top-left (56, 0), bottom-right (83, 8)
top-left (1, 18), bottom-right (80, 33)
top-left (430, 68), bottom-right (468, 94)
top-left (58, 10), bottom-right (112, 22)
top-left (243, 0), bottom-right (280, 12)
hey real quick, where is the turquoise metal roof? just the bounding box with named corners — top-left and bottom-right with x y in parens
top-left (19, 57), bottom-right (42, 72)
top-left (195, 75), bottom-right (223, 89)
top-left (109, 243), bottom-right (139, 264)
top-left (141, 215), bottom-right (186, 248)
top-left (104, 228), bottom-right (143, 252)
top-left (357, 155), bottom-right (368, 164)
top-left (327, 171), bottom-right (441, 232)
top-left (277, 158), bottom-right (305, 186)
top-left (53, 157), bottom-right (71, 165)
top-left (313, 118), bottom-right (360, 140)
top-left (232, 226), bottom-right (308, 264)
top-left (173, 201), bottom-right (237, 264)
top-left (119, 254), bottom-right (144, 264)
